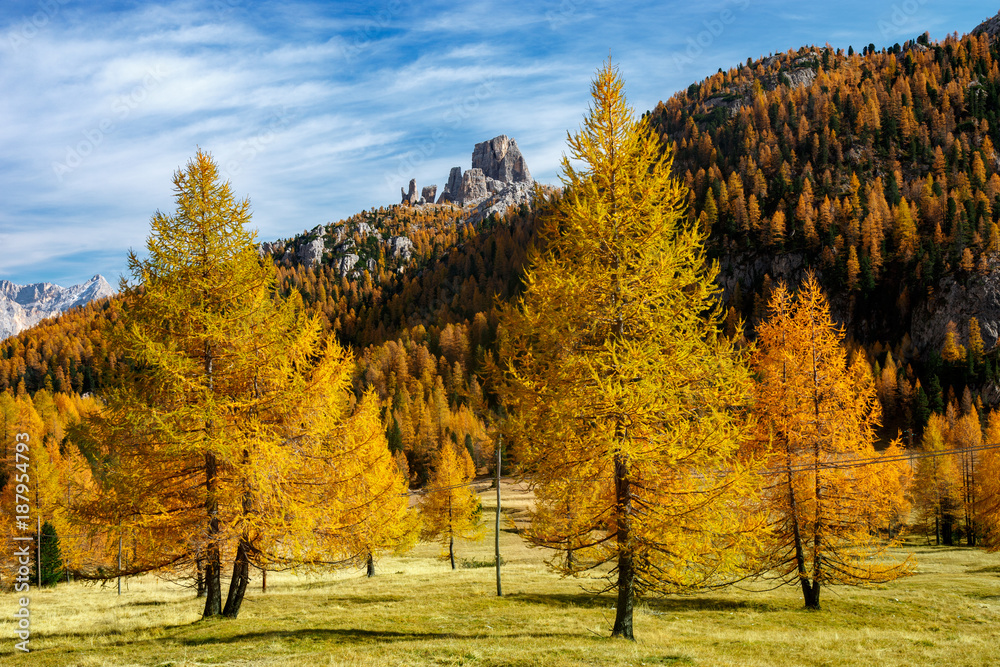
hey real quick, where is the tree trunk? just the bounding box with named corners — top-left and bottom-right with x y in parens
top-left (804, 580), bottom-right (821, 609)
top-left (202, 451), bottom-right (222, 617)
top-left (942, 508), bottom-right (954, 546)
top-left (195, 555), bottom-right (206, 598)
top-left (262, 567), bottom-right (266, 593)
top-left (222, 539), bottom-right (250, 618)
top-left (611, 451), bottom-right (634, 640)
top-left (366, 552), bottom-right (375, 578)
top-left (449, 495), bottom-right (456, 570)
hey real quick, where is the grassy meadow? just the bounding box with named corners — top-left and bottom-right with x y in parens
top-left (2, 480), bottom-right (1000, 666)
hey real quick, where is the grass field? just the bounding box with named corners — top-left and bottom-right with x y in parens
top-left (2, 480), bottom-right (1000, 666)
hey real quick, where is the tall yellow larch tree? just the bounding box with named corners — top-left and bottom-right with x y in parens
top-left (941, 321), bottom-right (965, 364)
top-left (894, 198), bottom-right (918, 261)
top-left (951, 410), bottom-right (982, 546)
top-left (978, 410), bottom-right (1000, 549)
top-left (419, 441), bottom-right (483, 569)
top-left (328, 392), bottom-right (416, 578)
top-left (73, 150), bottom-right (404, 619)
top-left (910, 414), bottom-right (961, 545)
top-left (750, 275), bottom-right (912, 609)
top-left (846, 245), bottom-right (861, 289)
top-left (493, 62), bottom-right (761, 639)
top-left (969, 317), bottom-right (985, 360)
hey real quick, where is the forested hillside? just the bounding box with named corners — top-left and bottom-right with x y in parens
top-left (650, 27), bottom-right (1000, 438)
top-left (7, 24), bottom-right (1000, 481)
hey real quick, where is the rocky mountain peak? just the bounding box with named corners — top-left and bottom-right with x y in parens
top-left (399, 134), bottom-right (535, 210)
top-left (472, 134), bottom-right (532, 184)
top-left (0, 274), bottom-right (115, 340)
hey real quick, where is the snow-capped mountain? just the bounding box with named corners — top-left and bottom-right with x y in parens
top-left (0, 275), bottom-right (115, 340)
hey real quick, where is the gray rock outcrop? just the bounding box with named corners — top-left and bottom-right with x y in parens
top-left (911, 262), bottom-right (1000, 355)
top-left (468, 180), bottom-right (537, 224)
top-left (784, 67), bottom-right (816, 89)
top-left (297, 238), bottom-right (325, 267)
top-left (973, 11), bottom-right (1000, 39)
top-left (401, 179), bottom-right (418, 205)
top-left (438, 167), bottom-right (463, 204)
top-left (472, 135), bottom-right (531, 184)
top-left (388, 236), bottom-right (414, 261)
top-left (338, 254), bottom-right (360, 274)
top-left (399, 135), bottom-right (536, 216)
top-left (461, 168), bottom-right (488, 206)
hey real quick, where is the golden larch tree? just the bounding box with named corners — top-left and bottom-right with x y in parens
top-left (73, 150), bottom-right (405, 619)
top-left (751, 274), bottom-right (912, 609)
top-left (910, 414), bottom-right (961, 545)
top-left (419, 442), bottom-right (483, 568)
top-left (492, 61), bottom-right (761, 640)
top-left (977, 410), bottom-right (1000, 549)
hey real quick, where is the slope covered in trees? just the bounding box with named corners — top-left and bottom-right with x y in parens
top-left (8, 22), bottom-right (1000, 494)
top-left (650, 28), bottom-right (1000, 437)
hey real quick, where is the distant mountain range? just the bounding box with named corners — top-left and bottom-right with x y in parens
top-left (0, 275), bottom-right (115, 340)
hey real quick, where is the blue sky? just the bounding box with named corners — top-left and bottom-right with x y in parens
top-left (0, 0), bottom-right (992, 287)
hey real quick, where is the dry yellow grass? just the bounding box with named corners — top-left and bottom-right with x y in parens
top-left (2, 480), bottom-right (999, 666)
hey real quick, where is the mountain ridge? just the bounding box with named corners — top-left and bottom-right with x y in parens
top-left (0, 274), bottom-right (115, 340)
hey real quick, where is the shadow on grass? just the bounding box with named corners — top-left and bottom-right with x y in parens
top-left (315, 594), bottom-right (407, 605)
top-left (180, 627), bottom-right (580, 646)
top-left (509, 592), bottom-right (770, 613)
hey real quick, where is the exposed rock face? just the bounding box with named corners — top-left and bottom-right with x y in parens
top-left (357, 222), bottom-right (381, 239)
top-left (258, 240), bottom-right (284, 257)
top-left (401, 179), bottom-right (419, 205)
top-left (472, 135), bottom-right (531, 184)
top-left (468, 181), bottom-right (538, 224)
top-left (0, 275), bottom-right (115, 340)
top-left (338, 254), bottom-right (360, 274)
top-left (297, 238), bottom-right (325, 267)
top-left (973, 11), bottom-right (1000, 39)
top-left (911, 263), bottom-right (1000, 355)
top-left (438, 167), bottom-right (463, 204)
top-left (398, 135), bottom-right (537, 220)
top-left (461, 168), bottom-right (488, 206)
top-left (388, 236), bottom-right (414, 261)
top-left (784, 67), bottom-right (816, 88)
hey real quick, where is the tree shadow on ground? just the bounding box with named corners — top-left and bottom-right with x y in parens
top-left (509, 591), bottom-right (774, 613)
top-left (180, 627), bottom-right (580, 646)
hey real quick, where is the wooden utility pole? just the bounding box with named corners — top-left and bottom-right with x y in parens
top-left (117, 527), bottom-right (122, 596)
top-left (495, 435), bottom-right (502, 597)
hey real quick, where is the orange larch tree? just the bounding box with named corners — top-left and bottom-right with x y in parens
top-left (72, 150), bottom-right (405, 619)
top-left (751, 274), bottom-right (913, 608)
